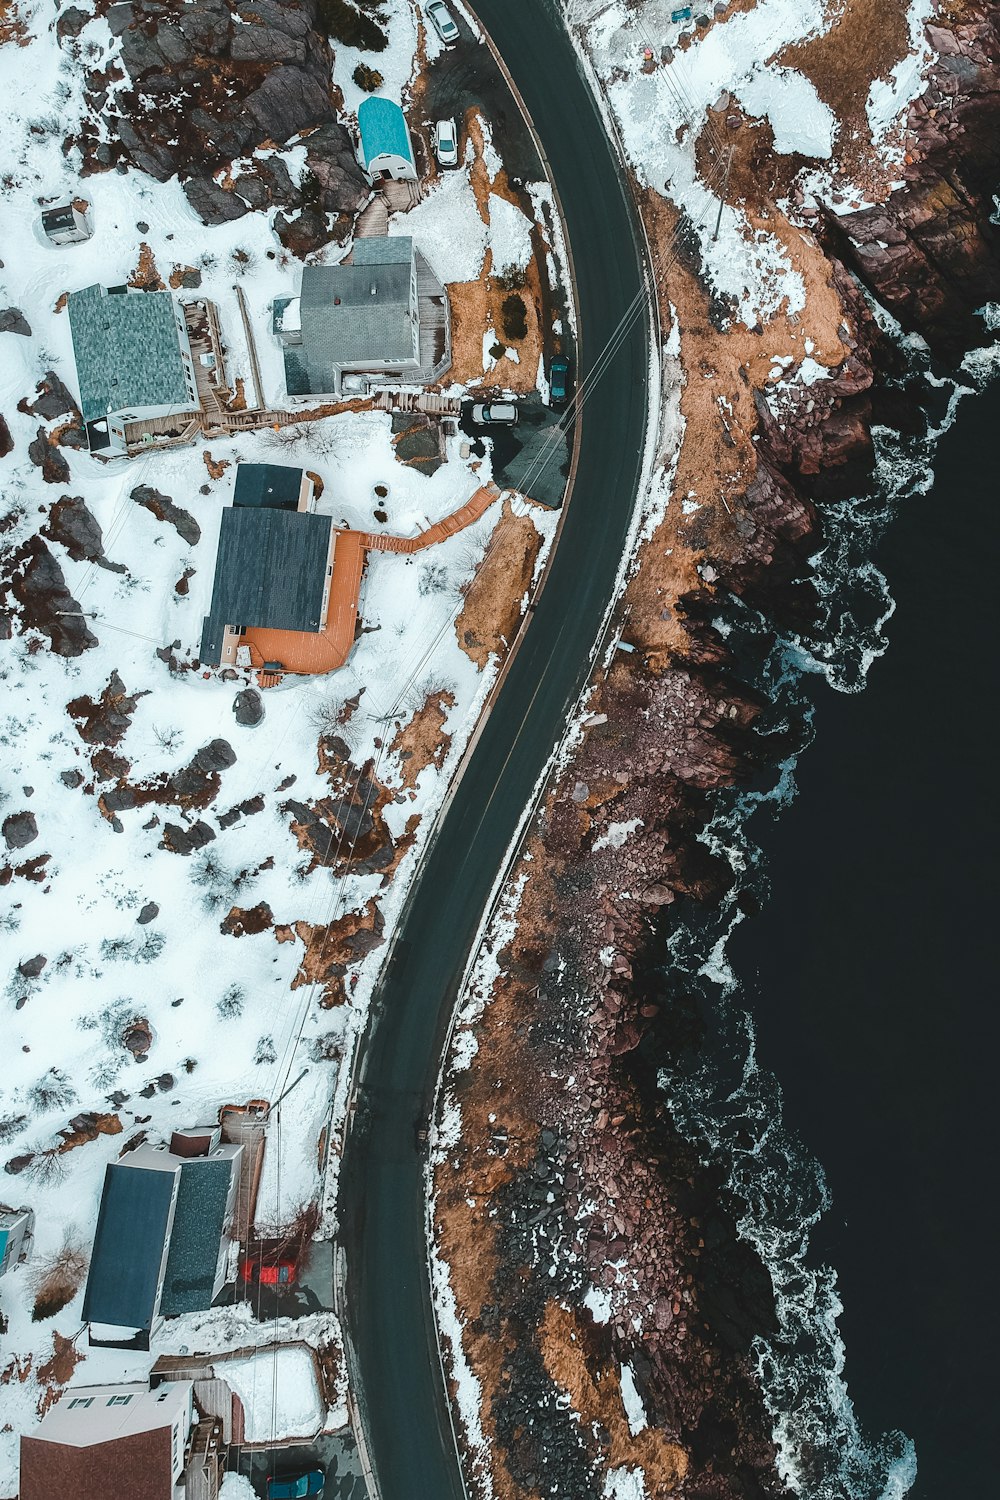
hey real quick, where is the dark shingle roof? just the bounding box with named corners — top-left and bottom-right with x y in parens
top-left (67, 284), bottom-right (192, 424)
top-left (20, 1428), bottom-right (172, 1500)
top-left (233, 463), bottom-right (303, 511)
top-left (199, 508), bottom-right (333, 664)
top-left (82, 1164), bottom-right (176, 1333)
top-left (159, 1156), bottom-right (234, 1316)
top-left (284, 241), bottom-right (416, 394)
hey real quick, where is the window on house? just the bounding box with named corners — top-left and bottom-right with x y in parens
top-left (107, 1394), bottom-right (133, 1407)
top-left (69, 1397), bottom-right (94, 1409)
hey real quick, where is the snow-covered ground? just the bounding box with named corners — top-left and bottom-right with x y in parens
top-left (563, 0), bottom-right (935, 324)
top-left (0, 1), bottom-right (565, 1490)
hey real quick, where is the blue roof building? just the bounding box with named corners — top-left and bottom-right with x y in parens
top-left (357, 96), bottom-right (417, 182)
top-left (82, 1138), bottom-right (242, 1349)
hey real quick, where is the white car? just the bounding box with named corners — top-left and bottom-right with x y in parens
top-left (433, 118), bottom-right (459, 168)
top-left (472, 402), bottom-right (518, 426)
top-left (426, 1), bottom-right (460, 47)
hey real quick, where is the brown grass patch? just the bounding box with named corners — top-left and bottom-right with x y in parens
top-left (36, 1332), bottom-right (83, 1413)
top-left (30, 1242), bottom-right (88, 1322)
top-left (540, 1301), bottom-right (688, 1496)
top-left (778, 0), bottom-right (911, 187)
top-left (129, 242), bottom-right (165, 291)
top-left (456, 500), bottom-right (542, 669)
top-left (388, 689), bottom-right (456, 792)
top-left (203, 450), bottom-right (231, 481)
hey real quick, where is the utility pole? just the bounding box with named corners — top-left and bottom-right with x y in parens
top-left (712, 147), bottom-right (734, 243)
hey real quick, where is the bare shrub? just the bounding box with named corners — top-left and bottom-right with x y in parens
top-left (31, 1241), bottom-right (88, 1322)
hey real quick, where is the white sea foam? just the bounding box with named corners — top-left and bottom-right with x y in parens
top-left (652, 343), bottom-right (1000, 1495)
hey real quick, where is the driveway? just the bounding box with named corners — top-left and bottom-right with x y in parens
top-left (460, 395), bottom-right (571, 508)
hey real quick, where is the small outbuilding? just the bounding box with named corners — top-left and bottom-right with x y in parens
top-left (0, 1206), bottom-right (33, 1277)
top-left (41, 197), bottom-right (93, 245)
top-left (357, 96), bottom-right (417, 182)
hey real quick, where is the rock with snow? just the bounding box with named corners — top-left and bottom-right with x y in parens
top-left (160, 820), bottom-right (216, 855)
top-left (233, 688), bottom-right (264, 727)
top-left (0, 307), bottom-right (31, 336)
top-left (43, 496), bottom-right (126, 573)
top-left (27, 429), bottom-right (70, 485)
top-left (18, 955), bottom-right (47, 978)
top-left (136, 902), bottom-right (159, 925)
top-left (131, 485), bottom-right (201, 547)
top-left (3, 812), bottom-right (38, 850)
top-left (0, 537), bottom-right (97, 656)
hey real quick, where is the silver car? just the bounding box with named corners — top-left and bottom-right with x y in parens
top-left (472, 402), bottom-right (518, 425)
top-left (434, 118), bottom-right (459, 168)
top-left (426, 1), bottom-right (460, 46)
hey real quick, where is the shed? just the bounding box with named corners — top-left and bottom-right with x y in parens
top-left (358, 96), bottom-right (417, 182)
top-left (0, 1207), bottom-right (33, 1277)
top-left (41, 198), bottom-right (92, 245)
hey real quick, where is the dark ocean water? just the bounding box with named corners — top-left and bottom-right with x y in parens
top-left (726, 376), bottom-right (1000, 1497)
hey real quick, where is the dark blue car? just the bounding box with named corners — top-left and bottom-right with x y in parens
top-left (549, 357), bottom-right (570, 405)
top-left (266, 1472), bottom-right (324, 1499)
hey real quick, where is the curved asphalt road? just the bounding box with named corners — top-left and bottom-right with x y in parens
top-left (341, 4), bottom-right (651, 1496)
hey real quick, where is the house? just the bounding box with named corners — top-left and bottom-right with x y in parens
top-left (357, 96), bottom-right (417, 182)
top-left (199, 464), bottom-right (336, 670)
top-left (41, 196), bottom-right (93, 245)
top-left (273, 235), bottom-right (450, 396)
top-left (67, 283), bottom-right (201, 453)
top-left (0, 1206), bottom-right (33, 1277)
top-left (82, 1130), bottom-right (243, 1349)
top-left (19, 1379), bottom-right (194, 1500)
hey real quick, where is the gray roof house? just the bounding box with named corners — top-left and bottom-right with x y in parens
top-left (67, 283), bottom-right (200, 453)
top-left (82, 1137), bottom-right (242, 1349)
top-left (273, 236), bottom-right (450, 396)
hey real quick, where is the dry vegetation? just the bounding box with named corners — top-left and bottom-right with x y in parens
top-left (455, 500), bottom-right (543, 669)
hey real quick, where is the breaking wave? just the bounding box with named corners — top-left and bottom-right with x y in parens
top-left (655, 352), bottom-right (988, 1497)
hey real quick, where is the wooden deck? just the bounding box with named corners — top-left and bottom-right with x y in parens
top-left (245, 486), bottom-right (500, 681)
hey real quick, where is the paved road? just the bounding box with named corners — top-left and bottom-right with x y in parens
top-left (340, 4), bottom-right (652, 1497)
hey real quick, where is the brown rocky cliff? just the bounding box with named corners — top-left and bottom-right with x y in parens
top-left (821, 1), bottom-right (1000, 362)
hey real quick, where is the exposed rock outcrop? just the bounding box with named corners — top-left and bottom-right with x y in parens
top-left (43, 496), bottom-right (127, 574)
top-left (0, 536), bottom-right (97, 656)
top-left (822, 4), bottom-right (1000, 362)
top-left (131, 485), bottom-right (201, 547)
top-left (73, 0), bottom-right (369, 253)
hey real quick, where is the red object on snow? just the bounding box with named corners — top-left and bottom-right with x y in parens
top-left (240, 1254), bottom-right (296, 1286)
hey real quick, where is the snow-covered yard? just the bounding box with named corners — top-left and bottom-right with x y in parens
top-left (0, 0), bottom-right (566, 1491)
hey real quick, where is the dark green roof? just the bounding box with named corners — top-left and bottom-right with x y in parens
top-left (160, 1156), bottom-right (234, 1316)
top-left (200, 507), bottom-right (333, 664)
top-left (82, 1163), bottom-right (176, 1332)
top-left (67, 284), bottom-right (193, 424)
top-left (233, 463), bottom-right (303, 512)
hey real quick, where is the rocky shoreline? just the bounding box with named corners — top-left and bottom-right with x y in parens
top-left (433, 5), bottom-right (1000, 1497)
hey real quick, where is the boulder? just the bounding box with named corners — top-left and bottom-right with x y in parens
top-left (43, 495), bottom-right (126, 573)
top-left (182, 176), bottom-right (250, 226)
top-left (131, 485), bottom-right (201, 546)
top-left (136, 901), bottom-right (159, 925)
top-left (160, 820), bottom-right (216, 855)
top-left (28, 429), bottom-right (71, 485)
top-left (3, 811), bottom-right (38, 850)
top-left (0, 537), bottom-right (97, 656)
top-left (0, 307), bottom-right (31, 337)
top-left (18, 955), bottom-right (47, 978)
top-left (56, 6), bottom-right (91, 40)
top-left (233, 688), bottom-right (264, 727)
top-left (304, 123), bottom-right (370, 213)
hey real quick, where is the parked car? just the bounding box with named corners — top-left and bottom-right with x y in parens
top-left (266, 1471), bottom-right (324, 1499)
top-left (240, 1253), bottom-right (296, 1287)
top-left (472, 402), bottom-right (518, 425)
top-left (549, 357), bottom-right (570, 405)
top-left (426, 1), bottom-right (459, 46)
top-left (433, 118), bottom-right (459, 168)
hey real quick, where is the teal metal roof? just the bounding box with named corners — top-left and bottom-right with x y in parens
top-left (160, 1156), bottom-right (234, 1316)
top-left (67, 284), bottom-right (192, 425)
top-left (0, 1228), bottom-right (9, 1271)
top-left (358, 97), bottom-right (414, 168)
top-left (82, 1163), bottom-right (176, 1332)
